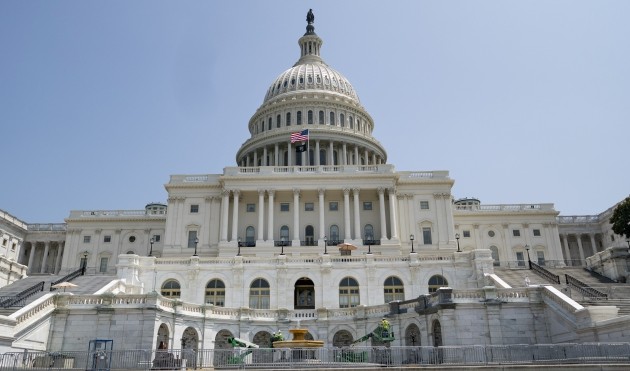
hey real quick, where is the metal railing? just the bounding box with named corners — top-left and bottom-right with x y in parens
top-left (565, 274), bottom-right (608, 299)
top-left (50, 267), bottom-right (85, 291)
top-left (1, 343), bottom-right (629, 369)
top-left (0, 281), bottom-right (45, 308)
top-left (530, 261), bottom-right (561, 284)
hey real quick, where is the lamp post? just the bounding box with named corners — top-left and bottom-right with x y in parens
top-left (366, 235), bottom-right (372, 255)
top-left (410, 234), bottom-right (415, 253)
top-left (455, 233), bottom-right (461, 252)
top-left (525, 244), bottom-right (531, 269)
top-left (237, 237), bottom-right (241, 256)
top-left (82, 251), bottom-right (88, 275)
top-left (193, 237), bottom-right (199, 257)
top-left (280, 240), bottom-right (286, 255)
top-left (323, 236), bottom-right (328, 255)
top-left (149, 237), bottom-right (155, 257)
top-left (627, 239), bottom-right (630, 252)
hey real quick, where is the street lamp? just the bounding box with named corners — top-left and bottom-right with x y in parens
top-left (525, 244), bottom-right (531, 269)
top-left (410, 234), bottom-right (415, 253)
top-left (280, 240), bottom-right (286, 255)
top-left (82, 251), bottom-right (88, 275)
top-left (149, 237), bottom-right (155, 257)
top-left (455, 234), bottom-right (461, 252)
top-left (193, 237), bottom-right (199, 257)
top-left (366, 235), bottom-right (372, 255)
top-left (237, 237), bottom-right (241, 256)
top-left (323, 236), bottom-right (328, 255)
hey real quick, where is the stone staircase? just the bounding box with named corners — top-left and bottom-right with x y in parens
top-left (494, 266), bottom-right (630, 316)
top-left (0, 274), bottom-right (116, 315)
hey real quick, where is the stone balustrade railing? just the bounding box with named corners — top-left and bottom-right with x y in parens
top-left (0, 208), bottom-right (27, 229)
top-left (455, 203), bottom-right (555, 212)
top-left (557, 215), bottom-right (600, 224)
top-left (27, 223), bottom-right (67, 231)
top-left (11, 294), bottom-right (56, 334)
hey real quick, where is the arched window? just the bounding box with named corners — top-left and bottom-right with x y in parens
top-left (489, 246), bottom-right (500, 266)
top-left (384, 276), bottom-right (404, 302)
top-left (329, 112), bottom-right (335, 125)
top-left (297, 111), bottom-right (302, 125)
top-left (319, 110), bottom-right (324, 124)
top-left (339, 277), bottom-right (359, 308)
top-left (319, 149), bottom-right (327, 165)
top-left (161, 280), bottom-right (181, 298)
top-left (330, 225), bottom-right (339, 242)
top-left (364, 224), bottom-right (374, 240)
top-left (428, 275), bottom-right (448, 294)
top-left (276, 115), bottom-right (281, 128)
top-left (267, 119), bottom-right (271, 131)
top-left (349, 116), bottom-right (354, 129)
top-left (340, 113), bottom-right (345, 127)
top-left (270, 117), bottom-right (274, 129)
top-left (307, 110), bottom-right (313, 124)
top-left (286, 112), bottom-right (291, 126)
top-left (249, 278), bottom-right (270, 309)
top-left (280, 225), bottom-right (289, 241)
top-left (205, 279), bottom-right (225, 306)
top-left (333, 150), bottom-right (338, 165)
top-left (305, 225), bottom-right (314, 246)
top-left (246, 226), bottom-right (255, 245)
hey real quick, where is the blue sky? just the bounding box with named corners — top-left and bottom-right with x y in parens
top-left (1, 1), bottom-right (628, 223)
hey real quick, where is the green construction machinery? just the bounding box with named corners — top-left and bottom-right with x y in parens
top-left (226, 337), bottom-right (259, 364)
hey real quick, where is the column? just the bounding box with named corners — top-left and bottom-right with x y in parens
top-left (231, 190), bottom-right (240, 242)
top-left (329, 141), bottom-right (334, 165)
top-left (342, 143), bottom-right (347, 165)
top-left (378, 188), bottom-right (388, 240)
top-left (203, 196), bottom-right (213, 248)
top-left (388, 188), bottom-right (399, 239)
top-left (293, 189), bottom-right (300, 243)
top-left (288, 142), bottom-right (292, 166)
top-left (589, 233), bottom-right (598, 254)
top-left (267, 190), bottom-right (275, 242)
top-left (274, 144), bottom-right (279, 166)
top-left (315, 141), bottom-right (320, 166)
top-left (318, 189), bottom-right (326, 240)
top-left (575, 234), bottom-right (585, 262)
top-left (560, 234), bottom-right (570, 261)
top-left (364, 148), bottom-right (369, 165)
top-left (354, 146), bottom-right (359, 165)
top-left (372, 153), bottom-right (377, 165)
top-left (257, 190), bottom-right (265, 241)
top-left (503, 224), bottom-right (512, 261)
top-left (343, 188), bottom-right (351, 240)
top-left (353, 188), bottom-right (361, 240)
top-left (220, 190), bottom-right (230, 242)
top-left (263, 147), bottom-right (268, 166)
top-left (40, 241), bottom-right (50, 273)
top-left (55, 241), bottom-right (64, 274)
top-left (27, 242), bottom-right (36, 273)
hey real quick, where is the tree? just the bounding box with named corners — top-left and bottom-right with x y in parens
top-left (610, 197), bottom-right (630, 240)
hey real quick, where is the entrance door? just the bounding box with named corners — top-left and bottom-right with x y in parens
top-left (294, 277), bottom-right (315, 309)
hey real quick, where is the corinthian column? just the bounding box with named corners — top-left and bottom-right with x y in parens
top-left (388, 188), bottom-right (399, 239)
top-left (353, 188), bottom-right (361, 240)
top-left (293, 189), bottom-right (300, 243)
top-left (343, 188), bottom-right (352, 240)
top-left (378, 188), bottom-right (388, 240)
top-left (318, 189), bottom-right (326, 240)
top-left (220, 189), bottom-right (230, 242)
top-left (267, 190), bottom-right (275, 242)
top-left (231, 190), bottom-right (240, 242)
top-left (258, 190), bottom-right (265, 241)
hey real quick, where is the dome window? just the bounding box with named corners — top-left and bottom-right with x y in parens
top-left (324, 76), bottom-right (330, 85)
top-left (297, 111), bottom-right (302, 125)
top-left (316, 75), bottom-right (321, 84)
top-left (286, 112), bottom-right (291, 126)
top-left (283, 80), bottom-right (288, 88)
top-left (308, 75), bottom-right (313, 83)
top-left (291, 78), bottom-right (295, 86)
top-left (329, 112), bottom-right (335, 125)
top-left (332, 77), bottom-right (338, 87)
top-left (349, 116), bottom-right (354, 129)
top-left (299, 77), bottom-right (304, 84)
top-left (307, 110), bottom-right (313, 125)
top-left (319, 111), bottom-right (325, 125)
top-left (276, 115), bottom-right (281, 128)
top-left (340, 114), bottom-right (345, 127)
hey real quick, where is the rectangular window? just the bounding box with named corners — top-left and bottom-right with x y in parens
top-left (190, 204), bottom-right (199, 213)
top-left (11, 242), bottom-right (16, 251)
top-left (533, 229), bottom-right (541, 237)
top-left (537, 251), bottom-right (545, 266)
top-left (187, 231), bottom-right (198, 248)
top-left (103, 235), bottom-right (111, 243)
top-left (363, 202), bottom-right (372, 210)
top-left (297, 111), bottom-right (302, 125)
top-left (329, 202), bottom-right (338, 211)
top-left (153, 234), bottom-right (161, 242)
top-left (516, 252), bottom-right (525, 267)
top-left (280, 203), bottom-right (290, 212)
top-left (246, 204), bottom-right (255, 212)
top-left (512, 230), bottom-right (521, 237)
top-left (463, 230), bottom-right (471, 238)
top-left (422, 227), bottom-right (432, 245)
top-left (83, 236), bottom-right (91, 243)
top-left (420, 201), bottom-right (430, 210)
top-left (304, 202), bottom-right (314, 211)
top-left (99, 257), bottom-right (108, 273)
top-left (2, 239), bottom-right (6, 246)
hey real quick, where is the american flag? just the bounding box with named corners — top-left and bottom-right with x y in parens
top-left (290, 129), bottom-right (309, 143)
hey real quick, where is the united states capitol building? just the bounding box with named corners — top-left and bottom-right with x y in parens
top-left (1, 11), bottom-right (629, 357)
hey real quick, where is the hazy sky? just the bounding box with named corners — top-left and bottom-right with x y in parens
top-left (1, 1), bottom-right (628, 223)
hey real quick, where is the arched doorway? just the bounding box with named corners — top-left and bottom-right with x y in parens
top-left (294, 277), bottom-right (315, 309)
top-left (253, 331), bottom-right (273, 362)
top-left (156, 323), bottom-right (169, 350)
top-left (181, 327), bottom-right (198, 368)
top-left (405, 324), bottom-right (420, 346)
top-left (432, 320), bottom-right (442, 347)
top-left (305, 225), bottom-right (315, 246)
top-left (213, 330), bottom-right (234, 367)
top-left (332, 330), bottom-right (353, 347)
